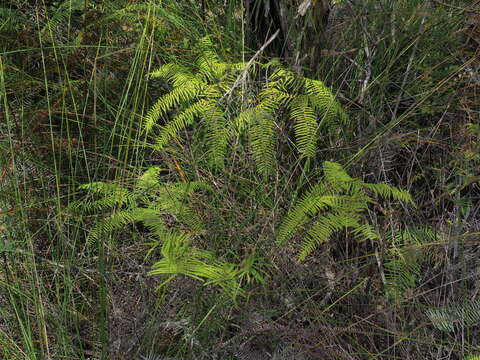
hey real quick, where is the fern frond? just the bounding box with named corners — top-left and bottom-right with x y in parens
top-left (304, 78), bottom-right (348, 128)
top-left (42, 0), bottom-right (84, 34)
top-left (300, 211), bottom-right (360, 260)
top-left (0, 6), bottom-right (25, 31)
top-left (258, 87), bottom-right (296, 112)
top-left (153, 99), bottom-right (213, 150)
top-left (149, 233), bottom-right (242, 296)
top-left (426, 299), bottom-right (480, 333)
top-left (199, 84), bottom-right (223, 99)
top-left (136, 166), bottom-right (162, 190)
top-left (86, 208), bottom-right (155, 246)
top-left (249, 112), bottom-right (276, 177)
top-left (149, 63), bottom-right (193, 87)
top-left (322, 161), bottom-right (355, 188)
top-left (144, 81), bottom-right (204, 133)
top-left (268, 67), bottom-right (297, 87)
top-left (278, 161), bottom-right (413, 260)
top-left (277, 194), bottom-right (336, 245)
top-left (351, 223), bottom-right (380, 242)
top-left (384, 226), bottom-right (438, 299)
top-left (74, 182), bottom-right (134, 211)
top-left (203, 106), bottom-right (229, 169)
top-left (364, 183), bottom-right (415, 207)
top-left (164, 181), bottom-right (212, 194)
top-left (101, 3), bottom-right (151, 23)
top-left (290, 95), bottom-right (318, 158)
top-left (195, 36), bottom-right (223, 81)
top-left (233, 107), bottom-right (258, 135)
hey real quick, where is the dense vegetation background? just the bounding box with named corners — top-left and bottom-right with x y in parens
top-left (0, 0), bottom-right (479, 359)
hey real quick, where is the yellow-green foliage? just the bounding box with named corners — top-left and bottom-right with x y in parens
top-left (235, 63), bottom-right (348, 176)
top-left (145, 38), bottom-right (348, 176)
top-left (145, 36), bottom-right (245, 169)
top-left (73, 167), bottom-right (263, 297)
top-left (278, 162), bottom-right (414, 260)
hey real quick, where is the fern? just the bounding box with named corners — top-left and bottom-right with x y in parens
top-left (426, 299), bottom-right (480, 333)
top-left (148, 231), bottom-right (243, 296)
top-left (145, 37), bottom-right (348, 175)
top-left (249, 110), bottom-right (276, 177)
top-left (0, 6), bottom-right (26, 32)
top-left (278, 161), bottom-right (414, 260)
top-left (39, 0), bottom-right (85, 38)
top-left (74, 167), bottom-right (263, 297)
top-left (145, 36), bottom-right (246, 170)
top-left (72, 168), bottom-right (208, 246)
top-left (290, 95), bottom-right (318, 158)
top-left (383, 226), bottom-right (439, 300)
top-left (236, 65), bottom-right (348, 173)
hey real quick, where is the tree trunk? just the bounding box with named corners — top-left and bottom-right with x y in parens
top-left (246, 0), bottom-right (331, 72)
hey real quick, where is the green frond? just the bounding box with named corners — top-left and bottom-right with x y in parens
top-left (322, 161), bottom-right (355, 187)
top-left (102, 3), bottom-right (151, 23)
top-left (145, 38), bottom-right (351, 178)
top-left (153, 99), bottom-right (213, 150)
top-left (42, 0), bottom-right (84, 34)
top-left (426, 299), bottom-right (480, 333)
top-left (199, 84), bottom-right (223, 99)
top-left (233, 107), bottom-right (258, 135)
top-left (351, 223), bottom-right (380, 242)
top-left (151, 194), bottom-right (205, 232)
top-left (0, 6), bottom-right (25, 31)
top-left (195, 36), bottom-right (218, 59)
top-left (300, 212), bottom-right (360, 260)
top-left (136, 166), bottom-right (161, 190)
top-left (258, 87), bottom-right (296, 112)
top-left (195, 36), bottom-right (222, 80)
top-left (86, 208), bottom-right (154, 246)
top-left (197, 57), bottom-right (222, 81)
top-left (384, 226), bottom-right (438, 299)
top-left (149, 63), bottom-right (193, 87)
top-left (304, 78), bottom-right (348, 128)
top-left (144, 81), bottom-right (204, 133)
top-left (278, 161), bottom-right (413, 260)
top-left (162, 181), bottom-right (212, 195)
top-left (364, 182), bottom-right (415, 207)
top-left (268, 67), bottom-right (297, 86)
top-left (277, 194), bottom-right (337, 245)
top-left (148, 233), bottom-right (243, 297)
top-left (74, 164), bottom-right (249, 296)
top-left (78, 181), bottom-right (127, 195)
top-left (74, 182), bottom-right (133, 211)
top-left (290, 95), bottom-right (318, 158)
top-left (249, 112), bottom-right (276, 177)
top-left (153, 181), bottom-right (211, 232)
top-left (203, 106), bottom-right (229, 169)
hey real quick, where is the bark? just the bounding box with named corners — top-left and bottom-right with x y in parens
top-left (246, 0), bottom-right (331, 72)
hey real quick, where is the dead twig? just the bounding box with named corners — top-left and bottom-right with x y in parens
top-left (220, 29), bottom-right (280, 102)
